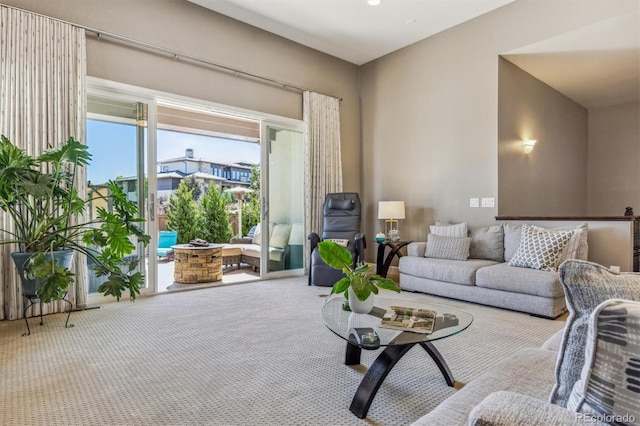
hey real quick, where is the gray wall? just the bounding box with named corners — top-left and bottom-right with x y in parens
top-left (2, 0), bottom-right (362, 192)
top-left (498, 58), bottom-right (588, 216)
top-left (359, 0), bottom-right (637, 261)
top-left (587, 102), bottom-right (640, 215)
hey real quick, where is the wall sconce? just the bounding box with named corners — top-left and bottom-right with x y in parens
top-left (378, 201), bottom-right (405, 242)
top-left (523, 139), bottom-right (537, 154)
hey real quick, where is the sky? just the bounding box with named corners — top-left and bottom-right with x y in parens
top-left (86, 120), bottom-right (260, 184)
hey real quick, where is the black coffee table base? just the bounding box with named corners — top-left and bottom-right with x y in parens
top-left (345, 339), bottom-right (454, 419)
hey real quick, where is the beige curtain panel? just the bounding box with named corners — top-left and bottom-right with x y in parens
top-left (303, 91), bottom-right (343, 271)
top-left (0, 6), bottom-right (87, 320)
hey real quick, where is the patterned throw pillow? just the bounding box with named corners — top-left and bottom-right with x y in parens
top-left (550, 260), bottom-right (640, 407)
top-left (430, 222), bottom-right (468, 238)
top-left (509, 224), bottom-right (573, 272)
top-left (531, 223), bottom-right (588, 263)
top-left (425, 233), bottom-right (471, 261)
top-left (567, 299), bottom-right (640, 422)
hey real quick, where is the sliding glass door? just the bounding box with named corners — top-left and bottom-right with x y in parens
top-left (87, 79), bottom-right (305, 297)
top-left (86, 92), bottom-right (156, 300)
top-left (261, 122), bottom-right (304, 276)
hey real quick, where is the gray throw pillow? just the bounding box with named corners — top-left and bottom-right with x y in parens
top-left (550, 260), bottom-right (640, 407)
top-left (503, 223), bottom-right (522, 262)
top-left (425, 233), bottom-right (471, 261)
top-left (567, 299), bottom-right (640, 421)
top-left (469, 224), bottom-right (504, 262)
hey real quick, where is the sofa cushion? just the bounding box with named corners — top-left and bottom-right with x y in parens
top-left (469, 224), bottom-right (504, 262)
top-left (411, 348), bottom-right (557, 426)
top-left (426, 234), bottom-right (471, 261)
top-left (288, 223), bottom-right (304, 245)
top-left (269, 247), bottom-right (285, 262)
top-left (399, 256), bottom-right (498, 286)
top-left (431, 222), bottom-right (468, 238)
top-left (232, 243), bottom-right (260, 258)
top-left (509, 224), bottom-right (573, 272)
top-left (567, 299), bottom-right (640, 421)
top-left (407, 242), bottom-right (427, 257)
top-left (270, 224), bottom-right (291, 249)
top-left (550, 260), bottom-right (640, 407)
top-left (475, 263), bottom-right (564, 298)
top-left (540, 329), bottom-right (564, 352)
top-left (469, 391), bottom-right (595, 426)
top-left (503, 223), bottom-right (522, 262)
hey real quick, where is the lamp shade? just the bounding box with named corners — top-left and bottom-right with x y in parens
top-left (378, 201), bottom-right (405, 220)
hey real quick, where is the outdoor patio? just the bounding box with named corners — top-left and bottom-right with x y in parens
top-left (156, 259), bottom-right (260, 292)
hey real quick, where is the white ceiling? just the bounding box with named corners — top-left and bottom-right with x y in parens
top-left (503, 11), bottom-right (640, 109)
top-left (189, 0), bottom-right (639, 110)
top-left (187, 0), bottom-right (514, 65)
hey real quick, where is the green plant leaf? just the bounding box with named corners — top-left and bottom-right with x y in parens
top-left (27, 253), bottom-right (74, 303)
top-left (317, 241), bottom-right (352, 270)
top-left (330, 277), bottom-right (350, 295)
top-left (370, 275), bottom-right (402, 293)
top-left (0, 135), bottom-right (150, 302)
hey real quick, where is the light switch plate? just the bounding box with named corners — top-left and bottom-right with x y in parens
top-left (481, 197), bottom-right (495, 208)
top-left (469, 198), bottom-right (479, 208)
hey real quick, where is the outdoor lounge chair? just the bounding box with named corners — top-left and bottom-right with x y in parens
top-left (157, 231), bottom-right (178, 260)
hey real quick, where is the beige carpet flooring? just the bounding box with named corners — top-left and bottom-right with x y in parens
top-left (0, 277), bottom-right (565, 426)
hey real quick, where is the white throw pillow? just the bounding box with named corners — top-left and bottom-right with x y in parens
top-left (430, 222), bottom-right (468, 238)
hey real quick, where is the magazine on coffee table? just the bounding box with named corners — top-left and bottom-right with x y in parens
top-left (380, 305), bottom-right (437, 334)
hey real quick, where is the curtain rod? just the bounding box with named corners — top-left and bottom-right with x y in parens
top-left (1, 3), bottom-right (343, 102)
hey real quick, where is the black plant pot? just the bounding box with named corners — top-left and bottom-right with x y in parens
top-left (10, 250), bottom-right (75, 297)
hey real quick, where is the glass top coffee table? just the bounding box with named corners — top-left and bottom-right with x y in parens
top-left (321, 297), bottom-right (473, 419)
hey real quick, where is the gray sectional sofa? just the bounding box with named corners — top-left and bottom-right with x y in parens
top-left (399, 223), bottom-right (588, 318)
top-left (412, 260), bottom-right (640, 426)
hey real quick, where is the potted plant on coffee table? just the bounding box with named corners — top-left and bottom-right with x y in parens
top-left (0, 135), bottom-right (150, 307)
top-left (318, 240), bottom-right (401, 313)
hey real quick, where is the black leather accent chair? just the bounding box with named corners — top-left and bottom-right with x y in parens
top-left (308, 193), bottom-right (366, 286)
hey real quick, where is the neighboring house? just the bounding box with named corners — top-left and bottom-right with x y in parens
top-left (158, 149), bottom-right (252, 191)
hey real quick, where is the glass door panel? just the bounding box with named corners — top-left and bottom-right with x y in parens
top-left (262, 123), bottom-right (304, 275)
top-left (86, 94), bottom-right (150, 297)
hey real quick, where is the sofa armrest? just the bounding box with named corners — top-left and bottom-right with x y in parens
top-left (468, 391), bottom-right (606, 426)
top-left (230, 237), bottom-right (253, 244)
top-left (407, 242), bottom-right (427, 257)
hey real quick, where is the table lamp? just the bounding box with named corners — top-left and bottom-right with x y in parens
top-left (378, 201), bottom-right (405, 242)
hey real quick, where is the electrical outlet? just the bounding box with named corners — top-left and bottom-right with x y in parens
top-left (610, 265), bottom-right (620, 273)
top-left (469, 198), bottom-right (479, 208)
top-left (481, 197), bottom-right (495, 208)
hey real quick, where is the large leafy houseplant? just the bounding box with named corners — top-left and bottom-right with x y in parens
top-left (317, 240), bottom-right (401, 301)
top-left (0, 135), bottom-right (150, 302)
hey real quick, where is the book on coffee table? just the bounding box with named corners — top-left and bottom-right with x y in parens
top-left (380, 305), bottom-right (436, 334)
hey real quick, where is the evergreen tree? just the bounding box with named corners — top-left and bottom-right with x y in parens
top-left (166, 181), bottom-right (200, 244)
top-left (199, 184), bottom-right (233, 243)
top-left (242, 165), bottom-right (261, 236)
top-left (181, 175), bottom-right (202, 201)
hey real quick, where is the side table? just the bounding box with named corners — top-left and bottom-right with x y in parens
top-left (376, 240), bottom-right (412, 278)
